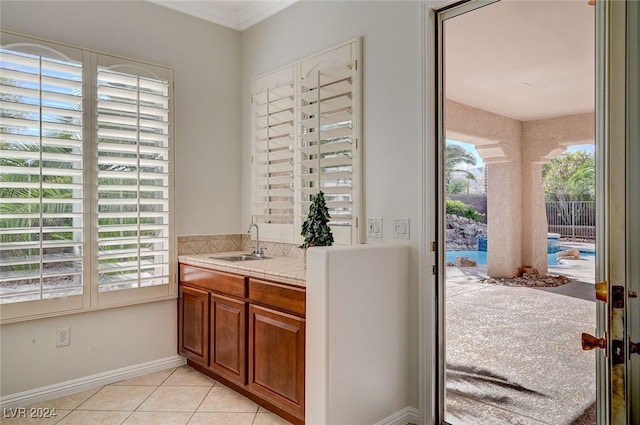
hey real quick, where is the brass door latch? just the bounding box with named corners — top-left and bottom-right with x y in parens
top-left (594, 281), bottom-right (637, 306)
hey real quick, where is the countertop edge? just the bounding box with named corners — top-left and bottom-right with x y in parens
top-left (178, 252), bottom-right (306, 287)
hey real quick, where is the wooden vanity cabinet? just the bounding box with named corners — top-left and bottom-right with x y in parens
top-left (178, 264), bottom-right (247, 385)
top-left (178, 285), bottom-right (209, 365)
top-left (178, 264), bottom-right (306, 425)
top-left (210, 293), bottom-right (246, 384)
top-left (248, 278), bottom-right (306, 420)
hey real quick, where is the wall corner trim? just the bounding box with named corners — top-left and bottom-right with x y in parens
top-left (0, 355), bottom-right (186, 409)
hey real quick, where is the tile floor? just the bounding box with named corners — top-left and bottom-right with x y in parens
top-left (4, 366), bottom-right (292, 425)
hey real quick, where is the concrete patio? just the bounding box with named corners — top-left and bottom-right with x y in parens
top-left (445, 246), bottom-right (597, 424)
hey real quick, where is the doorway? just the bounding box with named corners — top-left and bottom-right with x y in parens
top-left (439, 1), bottom-right (597, 423)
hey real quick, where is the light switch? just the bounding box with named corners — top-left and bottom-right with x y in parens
top-left (393, 218), bottom-right (410, 239)
top-left (367, 218), bottom-right (383, 238)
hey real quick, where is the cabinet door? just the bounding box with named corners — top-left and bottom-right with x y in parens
top-left (179, 285), bottom-right (209, 365)
top-left (249, 304), bottom-right (305, 419)
top-left (210, 294), bottom-right (246, 385)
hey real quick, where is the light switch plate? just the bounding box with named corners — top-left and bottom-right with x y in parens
top-left (393, 218), bottom-right (410, 239)
top-left (367, 218), bottom-right (383, 238)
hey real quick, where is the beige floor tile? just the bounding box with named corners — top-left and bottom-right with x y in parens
top-left (197, 386), bottom-right (258, 413)
top-left (253, 412), bottom-right (293, 425)
top-left (121, 411), bottom-right (192, 425)
top-left (78, 386), bottom-right (156, 411)
top-left (163, 366), bottom-right (217, 387)
top-left (186, 412), bottom-right (255, 425)
top-left (112, 369), bottom-right (176, 386)
top-left (28, 388), bottom-right (101, 410)
top-left (0, 409), bottom-right (71, 425)
top-left (137, 386), bottom-right (210, 412)
top-left (55, 410), bottom-right (130, 425)
top-left (257, 406), bottom-right (270, 413)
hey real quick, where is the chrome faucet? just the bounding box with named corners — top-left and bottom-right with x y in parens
top-left (247, 224), bottom-right (264, 257)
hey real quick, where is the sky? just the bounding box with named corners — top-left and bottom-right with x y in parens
top-left (447, 139), bottom-right (595, 169)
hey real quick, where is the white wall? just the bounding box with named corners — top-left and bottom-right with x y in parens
top-left (0, 0), bottom-right (241, 397)
top-left (1, 301), bottom-right (177, 396)
top-left (306, 245), bottom-right (412, 424)
top-left (240, 1), bottom-right (423, 406)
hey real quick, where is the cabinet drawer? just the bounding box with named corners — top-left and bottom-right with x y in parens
top-left (249, 278), bottom-right (305, 317)
top-left (180, 264), bottom-right (246, 298)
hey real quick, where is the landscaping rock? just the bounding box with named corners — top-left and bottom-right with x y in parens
top-left (479, 266), bottom-right (575, 287)
top-left (446, 214), bottom-right (487, 250)
top-left (455, 256), bottom-right (477, 267)
top-left (556, 248), bottom-right (581, 260)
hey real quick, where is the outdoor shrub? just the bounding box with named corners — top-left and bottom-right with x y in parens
top-left (446, 199), bottom-right (484, 222)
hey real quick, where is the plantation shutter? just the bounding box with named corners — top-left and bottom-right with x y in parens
top-left (251, 66), bottom-right (296, 242)
top-left (96, 57), bottom-right (172, 295)
top-left (0, 42), bottom-right (85, 305)
top-left (250, 39), bottom-right (361, 246)
top-left (298, 41), bottom-right (360, 245)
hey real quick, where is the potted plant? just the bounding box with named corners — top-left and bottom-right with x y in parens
top-left (300, 191), bottom-right (334, 250)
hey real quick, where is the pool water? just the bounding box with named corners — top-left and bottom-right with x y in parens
top-left (446, 249), bottom-right (594, 266)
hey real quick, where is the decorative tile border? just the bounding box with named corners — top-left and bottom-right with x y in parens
top-left (178, 234), bottom-right (303, 258)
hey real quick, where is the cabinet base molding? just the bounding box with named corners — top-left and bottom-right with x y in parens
top-left (0, 355), bottom-right (186, 409)
top-left (188, 360), bottom-right (304, 425)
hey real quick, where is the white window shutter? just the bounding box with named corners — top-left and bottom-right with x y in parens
top-left (96, 58), bottom-right (172, 294)
top-left (298, 40), bottom-right (361, 245)
top-left (0, 43), bottom-right (85, 304)
top-left (250, 39), bottom-right (361, 246)
top-left (251, 66), bottom-right (296, 242)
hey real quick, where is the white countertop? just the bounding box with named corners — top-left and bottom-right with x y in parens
top-left (178, 251), bottom-right (306, 287)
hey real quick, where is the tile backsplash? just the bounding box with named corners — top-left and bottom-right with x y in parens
top-left (178, 234), bottom-right (303, 259)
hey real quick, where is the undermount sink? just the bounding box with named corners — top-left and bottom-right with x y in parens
top-left (210, 254), bottom-right (269, 262)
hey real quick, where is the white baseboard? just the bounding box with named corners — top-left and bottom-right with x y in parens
top-left (0, 354), bottom-right (186, 409)
top-left (374, 406), bottom-right (420, 425)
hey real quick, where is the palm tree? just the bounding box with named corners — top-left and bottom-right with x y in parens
top-left (568, 160), bottom-right (595, 200)
top-left (445, 143), bottom-right (477, 191)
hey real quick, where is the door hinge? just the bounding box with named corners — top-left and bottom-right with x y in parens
top-left (430, 241), bottom-right (436, 252)
top-left (431, 265), bottom-right (436, 275)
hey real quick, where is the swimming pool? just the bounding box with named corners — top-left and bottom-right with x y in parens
top-left (446, 249), bottom-right (594, 266)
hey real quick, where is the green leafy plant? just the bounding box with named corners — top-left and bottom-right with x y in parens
top-left (446, 198), bottom-right (484, 222)
top-left (300, 191), bottom-right (334, 249)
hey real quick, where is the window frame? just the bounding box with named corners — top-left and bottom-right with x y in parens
top-left (0, 31), bottom-right (177, 323)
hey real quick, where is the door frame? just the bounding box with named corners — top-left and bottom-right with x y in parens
top-left (420, 0), bottom-right (609, 423)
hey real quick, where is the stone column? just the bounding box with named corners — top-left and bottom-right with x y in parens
top-left (521, 160), bottom-right (549, 274)
top-left (486, 160), bottom-right (522, 277)
top-left (521, 113), bottom-right (595, 275)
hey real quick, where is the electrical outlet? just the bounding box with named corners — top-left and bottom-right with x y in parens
top-left (56, 327), bottom-right (70, 347)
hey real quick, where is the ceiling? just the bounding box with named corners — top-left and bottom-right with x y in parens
top-left (147, 0), bottom-right (298, 31)
top-left (446, 0), bottom-right (595, 121)
top-left (148, 0), bottom-right (594, 122)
